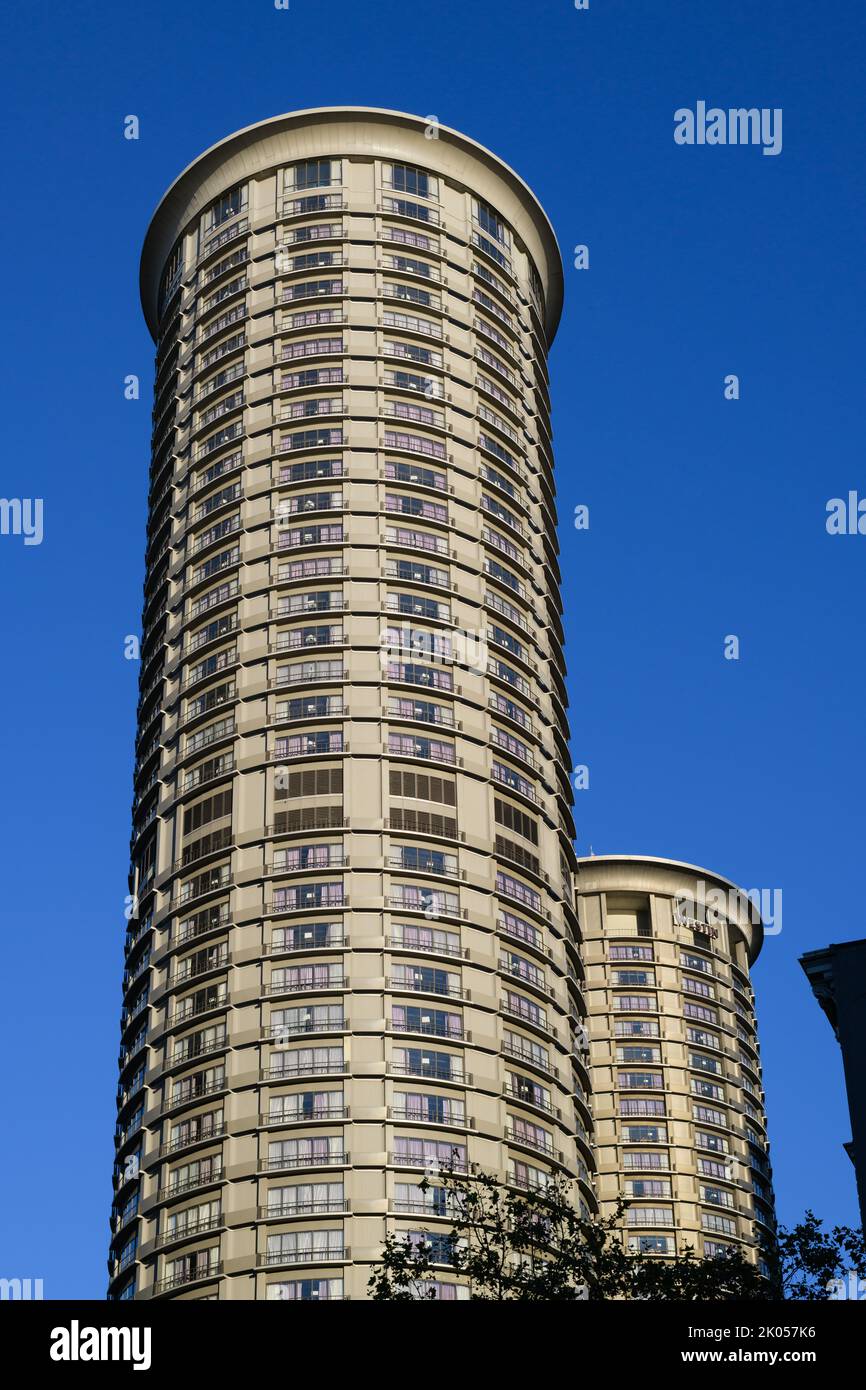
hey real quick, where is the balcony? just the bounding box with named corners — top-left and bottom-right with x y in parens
top-left (265, 975), bottom-right (346, 997)
top-left (388, 894), bottom-right (464, 922)
top-left (262, 1061), bottom-right (349, 1081)
top-left (267, 931), bottom-right (347, 954)
top-left (265, 1019), bottom-right (345, 1039)
top-left (258, 1199), bottom-right (350, 1218)
top-left (162, 1078), bottom-right (226, 1115)
top-left (505, 1126), bottom-right (555, 1159)
top-left (387, 852), bottom-right (462, 881)
top-left (166, 992), bottom-right (228, 1029)
top-left (263, 1152), bottom-right (348, 1172)
top-left (390, 1152), bottom-right (467, 1173)
top-left (259, 1105), bottom-right (348, 1126)
top-left (169, 953), bottom-right (230, 988)
top-left (389, 975), bottom-right (464, 1001)
top-left (263, 1246), bottom-right (347, 1267)
top-left (159, 1123), bottom-right (226, 1158)
top-left (157, 1214), bottom-right (223, 1248)
top-left (389, 1060), bottom-right (468, 1085)
top-left (385, 934), bottom-right (466, 961)
top-left (503, 1083), bottom-right (556, 1117)
top-left (154, 1262), bottom-right (222, 1295)
top-left (158, 1166), bottom-right (224, 1202)
top-left (389, 1018), bottom-right (466, 1042)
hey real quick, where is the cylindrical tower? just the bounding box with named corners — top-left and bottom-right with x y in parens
top-left (109, 108), bottom-right (593, 1302)
top-left (576, 856), bottom-right (776, 1268)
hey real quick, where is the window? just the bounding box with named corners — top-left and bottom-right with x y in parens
top-left (266, 1228), bottom-right (344, 1263)
top-left (687, 1026), bottom-right (720, 1050)
top-left (610, 944), bottom-right (653, 961)
top-left (165, 1199), bottom-right (221, 1239)
top-left (696, 1131), bottom-right (729, 1155)
top-left (683, 975), bottom-right (714, 998)
top-left (389, 164), bottom-right (437, 199)
top-left (390, 884), bottom-right (459, 918)
top-left (270, 1004), bottom-right (344, 1039)
top-left (159, 238), bottom-right (184, 314)
top-left (204, 185), bottom-right (247, 232)
top-left (509, 1159), bottom-right (554, 1192)
top-left (623, 1125), bottom-right (667, 1143)
top-left (385, 197), bottom-right (438, 225)
top-left (394, 1091), bottom-right (464, 1125)
top-left (496, 871), bottom-right (541, 913)
top-left (391, 961), bottom-right (458, 995)
top-left (507, 1071), bottom-right (551, 1111)
top-left (272, 882), bottom-right (344, 912)
top-left (702, 1213), bottom-right (737, 1236)
top-left (681, 951), bottom-right (713, 974)
top-left (267, 1278), bottom-right (343, 1301)
top-left (391, 1005), bottom-right (462, 1038)
top-left (502, 990), bottom-right (547, 1029)
top-left (701, 1185), bottom-right (735, 1209)
top-left (270, 1045), bottom-right (344, 1078)
top-left (684, 1001), bottom-right (718, 1024)
top-left (268, 1136), bottom-right (344, 1169)
top-left (165, 1248), bottom-right (219, 1287)
top-left (395, 1181), bottom-right (456, 1216)
top-left (393, 1137), bottom-right (467, 1171)
top-left (475, 199), bottom-right (509, 246)
top-left (617, 1045), bottom-right (660, 1063)
top-left (627, 1207), bottom-right (674, 1228)
top-left (288, 159), bottom-right (341, 191)
top-left (620, 1097), bottom-right (665, 1117)
top-left (618, 1071), bottom-right (663, 1090)
top-left (412, 1280), bottom-right (469, 1301)
top-left (698, 1157), bottom-right (732, 1180)
top-left (500, 951), bottom-right (544, 990)
top-left (693, 1104), bottom-right (727, 1127)
top-left (628, 1235), bottom-right (672, 1255)
top-left (267, 1182), bottom-right (344, 1216)
top-left (613, 969), bottom-right (655, 987)
top-left (626, 1179), bottom-right (671, 1198)
top-left (692, 1078), bottom-right (725, 1101)
top-left (614, 1018), bottom-right (660, 1038)
top-left (405, 1230), bottom-right (456, 1264)
top-left (508, 1114), bottom-right (552, 1154)
top-left (623, 1151), bottom-right (667, 1171)
top-left (392, 1046), bottom-right (460, 1081)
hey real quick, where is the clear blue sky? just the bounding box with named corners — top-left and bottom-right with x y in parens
top-left (1, 0), bottom-right (864, 1298)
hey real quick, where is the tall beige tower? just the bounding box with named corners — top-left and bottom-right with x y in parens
top-left (109, 108), bottom-right (593, 1301)
top-left (577, 856), bottom-right (775, 1268)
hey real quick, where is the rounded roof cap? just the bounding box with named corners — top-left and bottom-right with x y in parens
top-left (140, 106), bottom-right (564, 340)
top-left (575, 853), bottom-right (766, 963)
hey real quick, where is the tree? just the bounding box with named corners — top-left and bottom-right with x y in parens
top-left (369, 1162), bottom-right (866, 1301)
top-left (773, 1211), bottom-right (866, 1300)
top-left (368, 1162), bottom-right (772, 1301)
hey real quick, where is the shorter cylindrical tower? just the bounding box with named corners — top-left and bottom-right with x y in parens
top-left (577, 855), bottom-right (775, 1267)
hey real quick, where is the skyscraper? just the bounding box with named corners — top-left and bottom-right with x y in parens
top-left (801, 938), bottom-right (866, 1230)
top-left (577, 856), bottom-right (776, 1266)
top-left (109, 108), bottom-right (593, 1301)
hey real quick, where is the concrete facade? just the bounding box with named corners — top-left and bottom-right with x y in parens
top-left (109, 109), bottom-right (592, 1301)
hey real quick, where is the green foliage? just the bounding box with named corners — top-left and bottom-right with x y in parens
top-left (774, 1211), bottom-right (866, 1301)
top-left (368, 1164), bottom-right (865, 1302)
